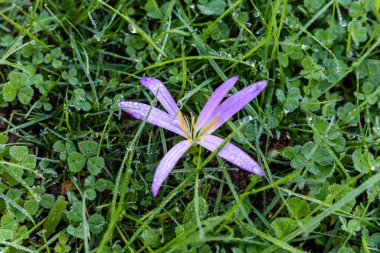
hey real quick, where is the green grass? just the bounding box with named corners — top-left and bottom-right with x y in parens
top-left (0, 0), bottom-right (380, 252)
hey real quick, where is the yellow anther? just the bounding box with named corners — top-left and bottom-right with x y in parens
top-left (177, 120), bottom-right (189, 134)
top-left (199, 116), bottom-right (220, 135)
top-left (191, 115), bottom-right (197, 134)
top-left (178, 110), bottom-right (186, 126)
top-left (177, 110), bottom-right (191, 137)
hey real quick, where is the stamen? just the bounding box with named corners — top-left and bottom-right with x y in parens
top-left (184, 116), bottom-right (190, 130)
top-left (199, 116), bottom-right (220, 136)
top-left (177, 120), bottom-right (189, 134)
top-left (191, 114), bottom-right (197, 134)
top-left (177, 110), bottom-right (190, 137)
top-left (178, 110), bottom-right (186, 126)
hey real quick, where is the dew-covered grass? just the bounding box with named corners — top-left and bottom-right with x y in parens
top-left (0, 0), bottom-right (380, 252)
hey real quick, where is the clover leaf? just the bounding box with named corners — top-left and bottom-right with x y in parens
top-left (288, 197), bottom-right (309, 219)
top-left (67, 225), bottom-right (85, 239)
top-left (140, 226), bottom-right (160, 247)
top-left (3, 72), bottom-right (34, 104)
top-left (8, 146), bottom-right (37, 179)
top-left (284, 87), bottom-right (301, 113)
top-left (62, 69), bottom-right (78, 86)
top-left (271, 217), bottom-right (297, 239)
top-left (198, 0), bottom-right (226, 16)
top-left (87, 156), bottom-right (104, 176)
top-left (67, 140), bottom-right (104, 175)
top-left (53, 140), bottom-right (77, 160)
top-left (352, 149), bottom-right (375, 173)
top-left (88, 214), bottom-right (106, 234)
top-left (67, 152), bottom-right (86, 173)
top-left (44, 48), bottom-right (62, 69)
top-left (349, 2), bottom-right (363, 18)
top-left (71, 88), bottom-right (92, 111)
top-left (349, 21), bottom-right (367, 46)
top-left (183, 197), bottom-right (208, 224)
top-left (78, 140), bottom-right (98, 157)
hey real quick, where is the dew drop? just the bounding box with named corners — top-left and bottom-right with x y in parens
top-left (241, 115), bottom-right (253, 123)
top-left (88, 11), bottom-right (97, 29)
top-left (128, 24), bottom-right (137, 33)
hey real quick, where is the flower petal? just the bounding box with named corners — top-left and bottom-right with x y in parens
top-left (198, 134), bottom-right (264, 176)
top-left (118, 101), bottom-right (186, 137)
top-left (152, 140), bottom-right (193, 197)
top-left (140, 77), bottom-right (179, 117)
top-left (204, 80), bottom-right (267, 134)
top-left (196, 76), bottom-right (239, 129)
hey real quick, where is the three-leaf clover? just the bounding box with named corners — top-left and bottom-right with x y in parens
top-left (44, 48), bottom-right (63, 68)
top-left (349, 21), bottom-right (368, 46)
top-left (70, 89), bottom-right (92, 111)
top-left (352, 149), bottom-right (376, 173)
top-left (7, 146), bottom-right (37, 178)
top-left (53, 140), bottom-right (77, 160)
top-left (67, 140), bottom-right (104, 175)
top-left (198, 0), bottom-right (226, 15)
top-left (62, 69), bottom-right (79, 86)
top-left (3, 72), bottom-right (34, 104)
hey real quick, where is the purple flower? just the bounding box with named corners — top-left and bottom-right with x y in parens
top-left (118, 76), bottom-right (267, 197)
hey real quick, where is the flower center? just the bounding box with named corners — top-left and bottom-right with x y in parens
top-left (177, 110), bottom-right (219, 141)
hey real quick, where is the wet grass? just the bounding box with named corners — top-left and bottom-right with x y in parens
top-left (0, 0), bottom-right (380, 252)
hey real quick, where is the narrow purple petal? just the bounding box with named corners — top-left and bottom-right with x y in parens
top-left (152, 140), bottom-right (193, 197)
top-left (140, 77), bottom-right (179, 117)
top-left (198, 134), bottom-right (264, 176)
top-left (203, 80), bottom-right (267, 134)
top-left (118, 101), bottom-right (186, 137)
top-left (196, 76), bottom-right (239, 129)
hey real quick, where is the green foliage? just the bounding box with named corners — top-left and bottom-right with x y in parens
top-left (271, 217), bottom-right (298, 239)
top-left (140, 226), bottom-right (160, 247)
top-left (43, 196), bottom-right (68, 238)
top-left (62, 69), bottom-right (79, 86)
top-left (198, 0), bottom-right (226, 15)
top-left (0, 0), bottom-right (379, 252)
top-left (70, 88), bottom-right (92, 111)
top-left (3, 72), bottom-right (34, 104)
top-left (349, 21), bottom-right (368, 45)
top-left (183, 197), bottom-right (209, 224)
top-left (67, 140), bottom-right (104, 175)
top-left (352, 149), bottom-right (376, 173)
top-left (44, 48), bottom-right (63, 69)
